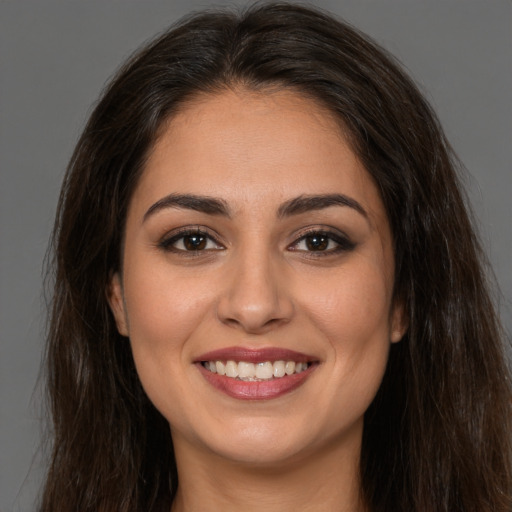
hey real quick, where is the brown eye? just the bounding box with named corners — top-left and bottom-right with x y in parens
top-left (183, 234), bottom-right (207, 250)
top-left (304, 234), bottom-right (329, 251)
top-left (289, 230), bottom-right (356, 255)
top-left (159, 229), bottom-right (224, 253)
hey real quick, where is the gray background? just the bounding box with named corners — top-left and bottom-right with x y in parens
top-left (1, 1), bottom-right (510, 510)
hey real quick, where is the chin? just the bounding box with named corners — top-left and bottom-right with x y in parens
top-left (208, 434), bottom-right (313, 467)
top-left (186, 412), bottom-right (363, 468)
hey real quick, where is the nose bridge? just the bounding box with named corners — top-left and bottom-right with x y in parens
top-left (217, 241), bottom-right (293, 333)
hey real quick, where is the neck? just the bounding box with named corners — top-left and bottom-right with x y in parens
top-left (170, 425), bottom-right (366, 512)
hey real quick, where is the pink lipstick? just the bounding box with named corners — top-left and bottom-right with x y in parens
top-left (195, 346), bottom-right (318, 400)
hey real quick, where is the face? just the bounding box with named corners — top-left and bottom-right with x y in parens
top-left (109, 89), bottom-right (406, 467)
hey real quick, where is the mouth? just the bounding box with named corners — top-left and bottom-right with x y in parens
top-left (202, 359), bottom-right (311, 380)
top-left (195, 347), bottom-right (319, 400)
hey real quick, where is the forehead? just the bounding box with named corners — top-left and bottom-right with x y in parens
top-left (133, 88), bottom-right (385, 222)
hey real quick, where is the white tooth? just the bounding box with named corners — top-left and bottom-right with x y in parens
top-left (225, 360), bottom-right (238, 378)
top-left (238, 361), bottom-right (255, 378)
top-left (273, 360), bottom-right (286, 378)
top-left (216, 361), bottom-right (226, 376)
top-left (255, 361), bottom-right (273, 379)
top-left (285, 361), bottom-right (296, 375)
top-left (208, 361), bottom-right (217, 373)
top-left (295, 362), bottom-right (303, 373)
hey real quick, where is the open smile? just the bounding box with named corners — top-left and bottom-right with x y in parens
top-left (202, 359), bottom-right (311, 380)
top-left (195, 347), bottom-right (319, 400)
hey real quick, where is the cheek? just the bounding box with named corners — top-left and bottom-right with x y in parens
top-left (124, 259), bottom-right (215, 345)
top-left (299, 260), bottom-right (393, 410)
top-left (303, 263), bottom-right (392, 344)
top-left (121, 262), bottom-right (216, 406)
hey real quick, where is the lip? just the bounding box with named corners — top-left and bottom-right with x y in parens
top-left (194, 346), bottom-right (318, 400)
top-left (195, 346), bottom-right (315, 364)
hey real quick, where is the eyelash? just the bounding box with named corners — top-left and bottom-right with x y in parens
top-left (158, 228), bottom-right (224, 254)
top-left (157, 227), bottom-right (355, 256)
top-left (289, 229), bottom-right (356, 255)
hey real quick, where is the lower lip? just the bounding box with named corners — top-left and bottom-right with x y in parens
top-left (196, 363), bottom-right (317, 400)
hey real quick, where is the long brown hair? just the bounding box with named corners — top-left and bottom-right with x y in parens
top-left (41, 3), bottom-right (512, 511)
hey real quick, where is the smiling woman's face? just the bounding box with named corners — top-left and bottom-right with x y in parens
top-left (108, 89), bottom-right (406, 468)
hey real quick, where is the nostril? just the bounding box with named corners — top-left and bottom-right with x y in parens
top-left (217, 295), bottom-right (294, 333)
top-left (215, 261), bottom-right (295, 333)
top-left (220, 314), bottom-right (290, 334)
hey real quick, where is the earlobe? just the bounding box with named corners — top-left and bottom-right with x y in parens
top-left (390, 300), bottom-right (408, 343)
top-left (107, 272), bottom-right (129, 336)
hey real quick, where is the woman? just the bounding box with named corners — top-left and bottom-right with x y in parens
top-left (41, 3), bottom-right (512, 511)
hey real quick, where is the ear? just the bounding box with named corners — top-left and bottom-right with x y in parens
top-left (107, 272), bottom-right (129, 336)
top-left (390, 298), bottom-right (408, 343)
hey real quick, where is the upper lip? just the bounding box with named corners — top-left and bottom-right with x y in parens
top-left (195, 346), bottom-right (316, 364)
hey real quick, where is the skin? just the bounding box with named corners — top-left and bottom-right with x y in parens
top-left (108, 89), bottom-right (407, 512)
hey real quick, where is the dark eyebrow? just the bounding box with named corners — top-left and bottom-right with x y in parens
top-left (277, 194), bottom-right (368, 219)
top-left (143, 193), bottom-right (231, 222)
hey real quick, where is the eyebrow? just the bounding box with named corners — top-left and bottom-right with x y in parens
top-left (277, 194), bottom-right (368, 219)
top-left (143, 193), bottom-right (231, 222)
top-left (143, 192), bottom-right (367, 222)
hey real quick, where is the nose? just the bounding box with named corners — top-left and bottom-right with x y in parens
top-left (216, 249), bottom-right (294, 334)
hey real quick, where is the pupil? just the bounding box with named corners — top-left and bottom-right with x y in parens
top-left (184, 234), bottom-right (206, 250)
top-left (306, 235), bottom-right (328, 251)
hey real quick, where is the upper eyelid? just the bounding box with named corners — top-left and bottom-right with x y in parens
top-left (161, 226), bottom-right (220, 239)
top-left (159, 227), bottom-right (225, 249)
top-left (289, 225), bottom-right (351, 242)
